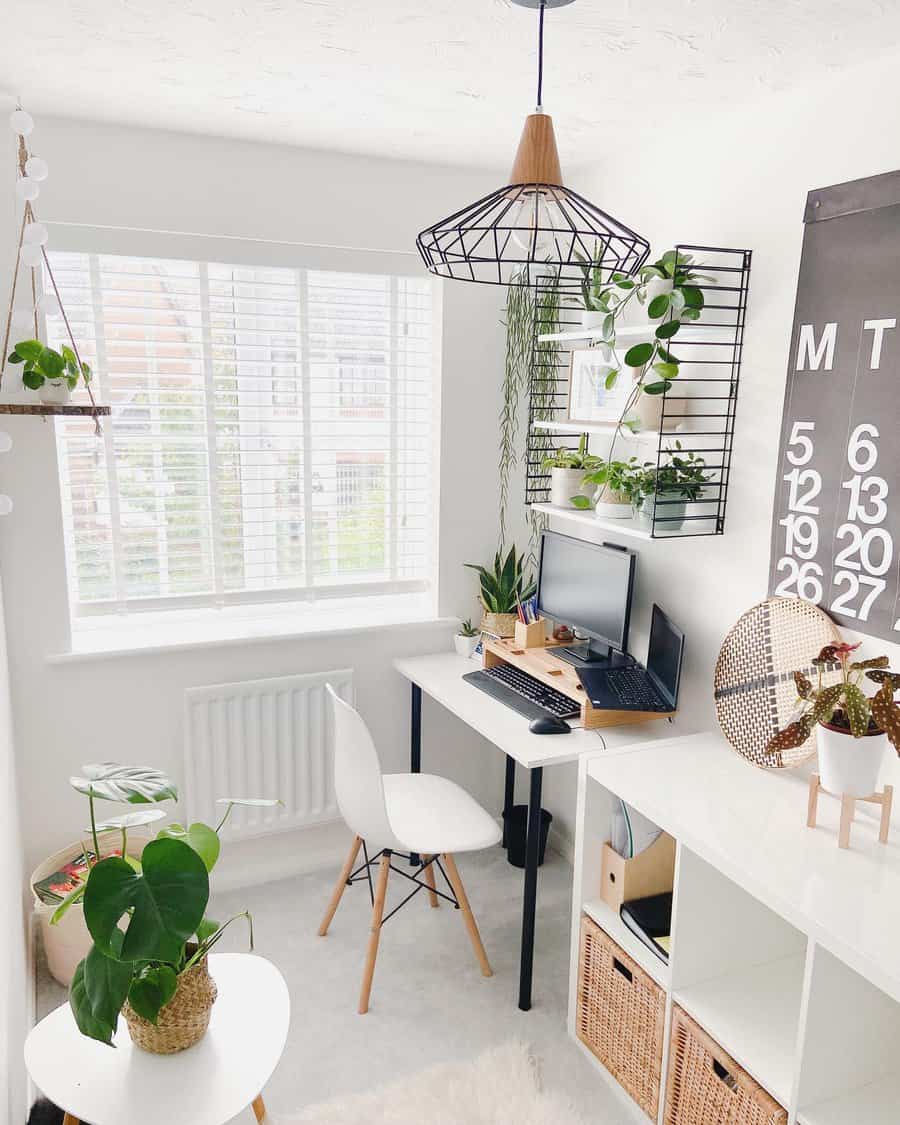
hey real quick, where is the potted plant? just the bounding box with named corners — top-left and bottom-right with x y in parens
top-left (541, 434), bottom-right (601, 508)
top-left (7, 339), bottom-right (92, 405)
top-left (465, 545), bottom-right (536, 638)
top-left (632, 443), bottom-right (711, 531)
top-left (42, 762), bottom-right (277, 1052)
top-left (767, 644), bottom-right (900, 797)
top-left (571, 457), bottom-right (642, 518)
top-left (455, 618), bottom-right (481, 658)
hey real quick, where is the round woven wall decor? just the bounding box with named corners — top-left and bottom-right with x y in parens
top-left (714, 597), bottom-right (842, 769)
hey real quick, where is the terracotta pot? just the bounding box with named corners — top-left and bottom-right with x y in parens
top-left (480, 611), bottom-right (518, 638)
top-left (817, 722), bottom-right (887, 798)
top-left (123, 956), bottom-right (217, 1054)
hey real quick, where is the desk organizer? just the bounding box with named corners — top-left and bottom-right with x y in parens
top-left (599, 832), bottom-right (676, 913)
top-left (664, 1006), bottom-right (787, 1125)
top-left (514, 618), bottom-right (547, 649)
top-left (482, 636), bottom-right (674, 730)
top-left (577, 914), bottom-right (666, 1119)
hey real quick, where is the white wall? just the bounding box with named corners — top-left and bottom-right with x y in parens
top-left (0, 583), bottom-right (28, 1125)
top-left (0, 118), bottom-right (508, 882)
top-left (541, 48), bottom-right (900, 845)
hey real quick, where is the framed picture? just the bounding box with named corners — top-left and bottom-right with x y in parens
top-left (567, 348), bottom-right (632, 425)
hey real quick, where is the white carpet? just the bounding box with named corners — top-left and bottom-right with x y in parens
top-left (277, 1042), bottom-right (588, 1125)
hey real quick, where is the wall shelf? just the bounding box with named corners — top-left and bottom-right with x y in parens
top-left (537, 325), bottom-right (737, 345)
top-left (531, 418), bottom-right (662, 442)
top-left (530, 501), bottom-right (718, 541)
top-left (0, 403), bottom-right (111, 416)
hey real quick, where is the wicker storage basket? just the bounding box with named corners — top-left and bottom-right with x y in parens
top-left (480, 611), bottom-right (518, 638)
top-left (123, 957), bottom-right (217, 1054)
top-left (576, 914), bottom-right (666, 1118)
top-left (664, 1006), bottom-right (787, 1125)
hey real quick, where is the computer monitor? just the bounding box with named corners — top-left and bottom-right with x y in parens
top-left (536, 531), bottom-right (635, 665)
top-left (647, 604), bottom-right (685, 710)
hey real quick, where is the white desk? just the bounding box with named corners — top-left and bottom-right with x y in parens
top-left (393, 650), bottom-right (674, 1010)
top-left (571, 731), bottom-right (900, 1123)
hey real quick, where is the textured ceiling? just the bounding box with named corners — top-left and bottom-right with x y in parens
top-left (3, 0), bottom-right (900, 170)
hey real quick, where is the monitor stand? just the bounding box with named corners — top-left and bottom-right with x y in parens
top-left (554, 640), bottom-right (633, 670)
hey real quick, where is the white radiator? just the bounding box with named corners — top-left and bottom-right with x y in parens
top-left (183, 669), bottom-right (353, 841)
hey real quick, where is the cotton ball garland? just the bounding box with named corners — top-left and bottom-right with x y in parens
top-left (9, 108), bottom-right (33, 136)
top-left (20, 243), bottom-right (43, 268)
top-left (23, 222), bottom-right (48, 246)
top-left (24, 155), bottom-right (48, 181)
top-left (39, 293), bottom-right (61, 318)
top-left (15, 177), bottom-right (39, 202)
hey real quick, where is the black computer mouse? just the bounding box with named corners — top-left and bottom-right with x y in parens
top-left (529, 715), bottom-right (571, 735)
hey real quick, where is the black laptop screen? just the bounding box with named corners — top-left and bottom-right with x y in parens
top-left (646, 606), bottom-right (684, 707)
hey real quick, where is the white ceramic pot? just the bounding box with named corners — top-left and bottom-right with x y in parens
top-left (628, 371), bottom-right (663, 432)
top-left (581, 310), bottom-right (605, 332)
top-left (634, 490), bottom-right (687, 532)
top-left (594, 487), bottom-right (632, 519)
top-left (32, 836), bottom-right (149, 987)
top-left (454, 633), bottom-right (480, 658)
top-left (38, 379), bottom-right (70, 405)
top-left (549, 467), bottom-right (592, 509)
top-left (817, 722), bottom-right (887, 798)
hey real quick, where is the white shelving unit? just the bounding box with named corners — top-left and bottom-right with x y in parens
top-left (537, 325), bottom-right (736, 345)
top-left (570, 732), bottom-right (900, 1124)
top-left (530, 502), bottom-right (653, 541)
top-left (530, 418), bottom-right (663, 441)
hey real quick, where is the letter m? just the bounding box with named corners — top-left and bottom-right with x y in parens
top-left (796, 323), bottom-right (836, 372)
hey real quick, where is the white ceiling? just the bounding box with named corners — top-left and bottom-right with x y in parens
top-left (4, 0), bottom-right (900, 171)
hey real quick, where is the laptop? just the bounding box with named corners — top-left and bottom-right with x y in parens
top-left (576, 605), bottom-right (684, 714)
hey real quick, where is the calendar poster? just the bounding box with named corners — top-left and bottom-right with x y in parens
top-left (769, 170), bottom-right (900, 641)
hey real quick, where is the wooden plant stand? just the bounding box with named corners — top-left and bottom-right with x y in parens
top-left (807, 772), bottom-right (893, 850)
top-left (482, 637), bottom-right (675, 730)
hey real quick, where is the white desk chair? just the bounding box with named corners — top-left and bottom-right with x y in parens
top-left (319, 684), bottom-right (502, 1013)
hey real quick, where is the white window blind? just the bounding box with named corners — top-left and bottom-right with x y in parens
top-left (47, 249), bottom-right (436, 616)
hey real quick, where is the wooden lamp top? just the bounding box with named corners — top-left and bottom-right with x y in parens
top-left (509, 113), bottom-right (563, 187)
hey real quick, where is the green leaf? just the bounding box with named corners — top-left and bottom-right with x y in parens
top-left (812, 683), bottom-right (842, 724)
top-left (92, 809), bottom-right (168, 833)
top-left (158, 821), bottom-right (221, 872)
top-left (39, 347), bottom-right (65, 378)
top-left (84, 837), bottom-right (209, 963)
top-left (196, 916), bottom-right (221, 945)
top-left (50, 880), bottom-right (87, 926)
top-left (570, 495), bottom-right (593, 510)
top-left (604, 369), bottom-right (619, 390)
top-left (682, 285), bottom-right (705, 310)
top-left (70, 930), bottom-right (133, 1046)
top-left (850, 656), bottom-right (890, 671)
top-left (655, 320), bottom-right (681, 340)
top-left (872, 681), bottom-right (900, 751)
top-left (681, 307), bottom-right (701, 322)
top-left (643, 380), bottom-right (672, 395)
top-left (652, 362), bottom-right (679, 380)
top-left (127, 964), bottom-right (178, 1025)
top-left (13, 339), bottom-right (43, 361)
top-left (7, 351), bottom-right (22, 364)
top-left (794, 671), bottom-right (813, 700)
top-left (842, 683), bottom-right (871, 737)
top-left (647, 294), bottom-right (670, 318)
top-left (71, 763), bottom-right (178, 804)
top-left (766, 714), bottom-right (814, 755)
top-left (22, 369), bottom-right (44, 390)
top-left (623, 342), bottom-right (653, 368)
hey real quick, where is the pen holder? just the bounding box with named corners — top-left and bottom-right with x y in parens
top-left (514, 618), bottom-right (547, 649)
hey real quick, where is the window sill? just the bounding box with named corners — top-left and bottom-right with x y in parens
top-left (48, 594), bottom-right (456, 663)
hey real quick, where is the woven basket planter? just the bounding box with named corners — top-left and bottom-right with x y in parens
top-left (123, 957), bottom-right (217, 1054)
top-left (480, 611), bottom-right (518, 638)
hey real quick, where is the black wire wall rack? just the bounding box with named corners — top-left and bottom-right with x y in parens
top-left (524, 244), bottom-right (751, 540)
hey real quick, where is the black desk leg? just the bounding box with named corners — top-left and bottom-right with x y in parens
top-left (409, 683), bottom-right (422, 865)
top-left (502, 755), bottom-right (516, 847)
top-left (518, 765), bottom-right (543, 1012)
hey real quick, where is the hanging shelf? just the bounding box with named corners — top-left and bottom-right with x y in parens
top-left (0, 403), bottom-right (110, 416)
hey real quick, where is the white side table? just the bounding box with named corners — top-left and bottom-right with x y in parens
top-left (25, 953), bottom-right (290, 1125)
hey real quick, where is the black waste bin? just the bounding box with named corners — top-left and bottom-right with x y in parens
top-left (502, 804), bottom-right (553, 869)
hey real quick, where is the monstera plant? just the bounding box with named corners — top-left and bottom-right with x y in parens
top-left (52, 762), bottom-right (278, 1047)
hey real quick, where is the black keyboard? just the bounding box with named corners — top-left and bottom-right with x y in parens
top-left (463, 665), bottom-right (581, 720)
top-left (604, 668), bottom-right (666, 709)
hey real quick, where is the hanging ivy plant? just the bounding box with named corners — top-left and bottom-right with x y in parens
top-left (498, 279), bottom-right (534, 546)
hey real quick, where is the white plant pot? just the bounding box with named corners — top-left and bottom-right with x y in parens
top-left (581, 310), bottom-right (605, 332)
top-left (549, 467), bottom-right (592, 509)
top-left (593, 487), bottom-right (632, 519)
top-left (618, 276), bottom-right (675, 335)
top-left (32, 836), bottom-right (149, 987)
top-left (634, 490), bottom-right (687, 531)
top-left (38, 379), bottom-right (70, 406)
top-left (817, 723), bottom-right (887, 798)
top-left (454, 633), bottom-right (480, 658)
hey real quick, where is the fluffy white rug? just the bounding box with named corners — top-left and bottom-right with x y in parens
top-left (274, 1041), bottom-right (588, 1125)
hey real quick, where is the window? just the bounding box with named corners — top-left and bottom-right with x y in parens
top-left (47, 249), bottom-right (437, 617)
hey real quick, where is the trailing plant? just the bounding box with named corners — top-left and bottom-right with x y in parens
top-left (7, 339), bottom-right (91, 391)
top-left (528, 278), bottom-right (563, 559)
top-left (499, 280), bottom-right (534, 545)
top-left (634, 443), bottom-right (711, 504)
top-left (541, 433), bottom-right (602, 473)
top-left (458, 618), bottom-right (479, 638)
top-left (54, 762), bottom-right (279, 1046)
top-left (571, 457), bottom-right (644, 510)
top-left (465, 545), bottom-right (536, 616)
top-left (766, 643), bottom-right (900, 756)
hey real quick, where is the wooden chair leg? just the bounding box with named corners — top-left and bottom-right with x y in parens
top-left (839, 795), bottom-right (855, 849)
top-left (358, 850), bottom-right (391, 1014)
top-left (318, 835), bottom-right (363, 936)
top-left (423, 856), bottom-right (439, 908)
top-left (251, 1094), bottom-right (267, 1122)
top-left (807, 773), bottom-right (820, 828)
top-left (441, 853), bottom-right (493, 978)
top-left (880, 785), bottom-right (893, 843)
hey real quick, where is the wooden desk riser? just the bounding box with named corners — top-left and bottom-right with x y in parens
top-left (482, 637), bottom-right (675, 731)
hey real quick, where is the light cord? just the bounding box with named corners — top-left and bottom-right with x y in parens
top-left (536, 0), bottom-right (546, 110)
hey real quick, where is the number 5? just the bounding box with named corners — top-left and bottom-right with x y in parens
top-left (786, 421), bottom-right (815, 466)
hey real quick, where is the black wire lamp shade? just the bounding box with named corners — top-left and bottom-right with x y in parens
top-left (416, 0), bottom-right (649, 290)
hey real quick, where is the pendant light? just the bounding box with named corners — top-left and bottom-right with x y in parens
top-left (416, 0), bottom-right (649, 290)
